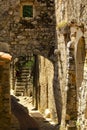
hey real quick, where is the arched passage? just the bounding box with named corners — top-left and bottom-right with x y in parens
top-left (10, 51), bottom-right (59, 124)
top-left (76, 37), bottom-right (85, 90)
top-left (11, 54), bottom-right (34, 96)
top-left (75, 37), bottom-right (86, 129)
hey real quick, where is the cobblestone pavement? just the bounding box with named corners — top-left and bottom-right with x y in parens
top-left (11, 95), bottom-right (59, 130)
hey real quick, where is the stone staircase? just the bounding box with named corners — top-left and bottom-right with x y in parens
top-left (15, 66), bottom-right (33, 96)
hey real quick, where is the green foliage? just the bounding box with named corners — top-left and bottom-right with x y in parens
top-left (25, 57), bottom-right (34, 68)
top-left (57, 21), bottom-right (68, 29)
top-left (76, 121), bottom-right (81, 130)
top-left (25, 61), bottom-right (33, 68)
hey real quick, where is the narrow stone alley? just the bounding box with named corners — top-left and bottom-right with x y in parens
top-left (11, 95), bottom-right (39, 130)
top-left (0, 0), bottom-right (87, 130)
top-left (11, 93), bottom-right (58, 130)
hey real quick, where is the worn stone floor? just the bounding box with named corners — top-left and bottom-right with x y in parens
top-left (11, 92), bottom-right (59, 130)
top-left (11, 95), bottom-right (39, 130)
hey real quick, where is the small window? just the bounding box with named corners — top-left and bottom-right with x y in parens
top-left (23, 5), bottom-right (33, 18)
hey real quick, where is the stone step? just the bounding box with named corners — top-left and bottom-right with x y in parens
top-left (15, 91), bottom-right (24, 96)
top-left (15, 65), bottom-right (32, 96)
top-left (24, 71), bottom-right (30, 73)
top-left (17, 82), bottom-right (32, 85)
top-left (16, 81), bottom-right (30, 84)
top-left (15, 89), bottom-right (25, 94)
top-left (20, 73), bottom-right (30, 76)
top-left (22, 67), bottom-right (30, 70)
top-left (15, 89), bottom-right (25, 92)
top-left (16, 82), bottom-right (26, 85)
top-left (21, 69), bottom-right (30, 73)
top-left (15, 86), bottom-right (25, 89)
top-left (16, 79), bottom-right (30, 83)
top-left (17, 74), bottom-right (30, 78)
top-left (15, 85), bottom-right (33, 90)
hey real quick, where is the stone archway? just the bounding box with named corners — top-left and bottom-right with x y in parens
top-left (75, 37), bottom-right (86, 129)
top-left (76, 37), bottom-right (85, 90)
top-left (10, 51), bottom-right (59, 123)
top-left (65, 26), bottom-right (86, 129)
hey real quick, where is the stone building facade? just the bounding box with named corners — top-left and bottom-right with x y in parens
top-left (0, 0), bottom-right (87, 130)
top-left (55, 0), bottom-right (87, 130)
top-left (0, 0), bottom-right (57, 129)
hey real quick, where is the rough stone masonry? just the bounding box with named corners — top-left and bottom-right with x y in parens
top-left (0, 0), bottom-right (87, 130)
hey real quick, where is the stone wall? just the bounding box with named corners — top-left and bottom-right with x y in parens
top-left (0, 62), bottom-right (11, 130)
top-left (55, 0), bottom-right (87, 129)
top-left (38, 56), bottom-right (58, 122)
top-left (0, 1), bottom-right (56, 128)
top-left (75, 28), bottom-right (87, 130)
top-left (0, 0), bottom-right (87, 129)
top-left (0, 0), bottom-right (56, 60)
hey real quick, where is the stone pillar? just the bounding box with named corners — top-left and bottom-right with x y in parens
top-left (66, 41), bottom-right (77, 130)
top-left (0, 61), bottom-right (11, 130)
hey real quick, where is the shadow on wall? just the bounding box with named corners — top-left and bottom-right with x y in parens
top-left (53, 61), bottom-right (62, 125)
top-left (76, 37), bottom-right (86, 89)
top-left (11, 95), bottom-right (40, 130)
top-left (11, 95), bottom-right (59, 130)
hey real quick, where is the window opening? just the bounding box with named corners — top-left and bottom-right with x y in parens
top-left (23, 5), bottom-right (33, 18)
